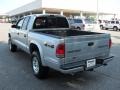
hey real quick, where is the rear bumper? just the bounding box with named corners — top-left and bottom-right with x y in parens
top-left (59, 56), bottom-right (114, 74)
top-left (103, 56), bottom-right (114, 64)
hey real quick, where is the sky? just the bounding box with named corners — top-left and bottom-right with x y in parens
top-left (0, 0), bottom-right (34, 14)
top-left (99, 0), bottom-right (119, 13)
top-left (0, 0), bottom-right (120, 14)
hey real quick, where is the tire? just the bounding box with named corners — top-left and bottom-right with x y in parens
top-left (105, 28), bottom-right (108, 30)
top-left (113, 26), bottom-right (118, 31)
top-left (31, 51), bottom-right (49, 79)
top-left (100, 25), bottom-right (104, 30)
top-left (77, 27), bottom-right (81, 30)
top-left (9, 38), bottom-right (17, 52)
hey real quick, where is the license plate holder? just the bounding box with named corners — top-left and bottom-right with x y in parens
top-left (86, 59), bottom-right (96, 68)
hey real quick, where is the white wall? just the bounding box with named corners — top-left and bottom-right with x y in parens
top-left (42, 0), bottom-right (119, 14)
top-left (8, 0), bottom-right (118, 16)
top-left (42, 0), bottom-right (98, 12)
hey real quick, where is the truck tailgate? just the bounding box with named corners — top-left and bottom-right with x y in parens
top-left (64, 34), bottom-right (110, 64)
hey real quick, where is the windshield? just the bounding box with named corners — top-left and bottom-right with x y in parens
top-left (33, 16), bottom-right (69, 29)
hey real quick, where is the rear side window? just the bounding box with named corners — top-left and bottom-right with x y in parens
top-left (74, 19), bottom-right (83, 23)
top-left (33, 16), bottom-right (69, 29)
top-left (116, 21), bottom-right (119, 24)
top-left (84, 19), bottom-right (94, 24)
top-left (111, 21), bottom-right (115, 24)
top-left (22, 16), bottom-right (30, 30)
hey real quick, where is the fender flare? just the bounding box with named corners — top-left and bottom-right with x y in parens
top-left (29, 40), bottom-right (46, 66)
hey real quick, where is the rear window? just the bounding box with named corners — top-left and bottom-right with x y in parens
top-left (84, 19), bottom-right (94, 24)
top-left (74, 19), bottom-right (83, 23)
top-left (33, 16), bottom-right (69, 29)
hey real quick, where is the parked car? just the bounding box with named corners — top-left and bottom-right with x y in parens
top-left (9, 14), bottom-right (113, 79)
top-left (0, 19), bottom-right (4, 23)
top-left (69, 18), bottom-right (95, 31)
top-left (103, 20), bottom-right (120, 31)
top-left (99, 20), bottom-right (108, 30)
top-left (67, 18), bottom-right (75, 29)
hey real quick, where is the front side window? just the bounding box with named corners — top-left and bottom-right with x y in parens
top-left (16, 19), bottom-right (24, 29)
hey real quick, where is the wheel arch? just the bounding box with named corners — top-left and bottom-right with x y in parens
top-left (113, 26), bottom-right (118, 28)
top-left (113, 26), bottom-right (118, 30)
top-left (77, 27), bottom-right (81, 30)
top-left (29, 41), bottom-right (45, 66)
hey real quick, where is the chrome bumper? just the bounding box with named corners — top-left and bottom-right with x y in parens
top-left (59, 56), bottom-right (114, 74)
top-left (103, 56), bottom-right (114, 64)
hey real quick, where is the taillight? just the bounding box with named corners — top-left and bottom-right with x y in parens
top-left (109, 39), bottom-right (112, 48)
top-left (56, 44), bottom-right (65, 58)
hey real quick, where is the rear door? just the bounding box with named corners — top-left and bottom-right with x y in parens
top-left (108, 21), bottom-right (115, 28)
top-left (18, 16), bottom-right (31, 51)
top-left (64, 34), bottom-right (110, 64)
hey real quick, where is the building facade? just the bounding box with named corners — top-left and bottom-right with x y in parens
top-left (7, 0), bottom-right (115, 21)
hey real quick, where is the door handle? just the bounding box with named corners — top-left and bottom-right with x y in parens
top-left (24, 34), bottom-right (27, 37)
top-left (17, 33), bottom-right (19, 35)
top-left (88, 42), bottom-right (94, 46)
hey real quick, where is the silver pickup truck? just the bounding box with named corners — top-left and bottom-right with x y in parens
top-left (8, 14), bottom-right (114, 79)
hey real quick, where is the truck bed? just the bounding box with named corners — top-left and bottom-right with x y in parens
top-left (36, 29), bottom-right (102, 37)
top-left (36, 29), bottom-right (110, 66)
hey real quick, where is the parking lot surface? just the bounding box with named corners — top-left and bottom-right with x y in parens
top-left (0, 23), bottom-right (120, 90)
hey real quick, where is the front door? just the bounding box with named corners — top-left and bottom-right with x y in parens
top-left (13, 18), bottom-right (24, 47)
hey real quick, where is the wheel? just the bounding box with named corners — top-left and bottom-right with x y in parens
top-left (105, 28), bottom-right (108, 30)
top-left (113, 26), bottom-right (118, 31)
top-left (31, 51), bottom-right (49, 79)
top-left (77, 27), bottom-right (81, 30)
top-left (100, 25), bottom-right (104, 30)
top-left (9, 38), bottom-right (17, 52)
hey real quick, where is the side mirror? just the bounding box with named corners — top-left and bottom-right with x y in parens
top-left (11, 25), bottom-right (16, 28)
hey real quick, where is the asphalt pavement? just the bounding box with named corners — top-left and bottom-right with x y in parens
top-left (0, 23), bottom-right (120, 90)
